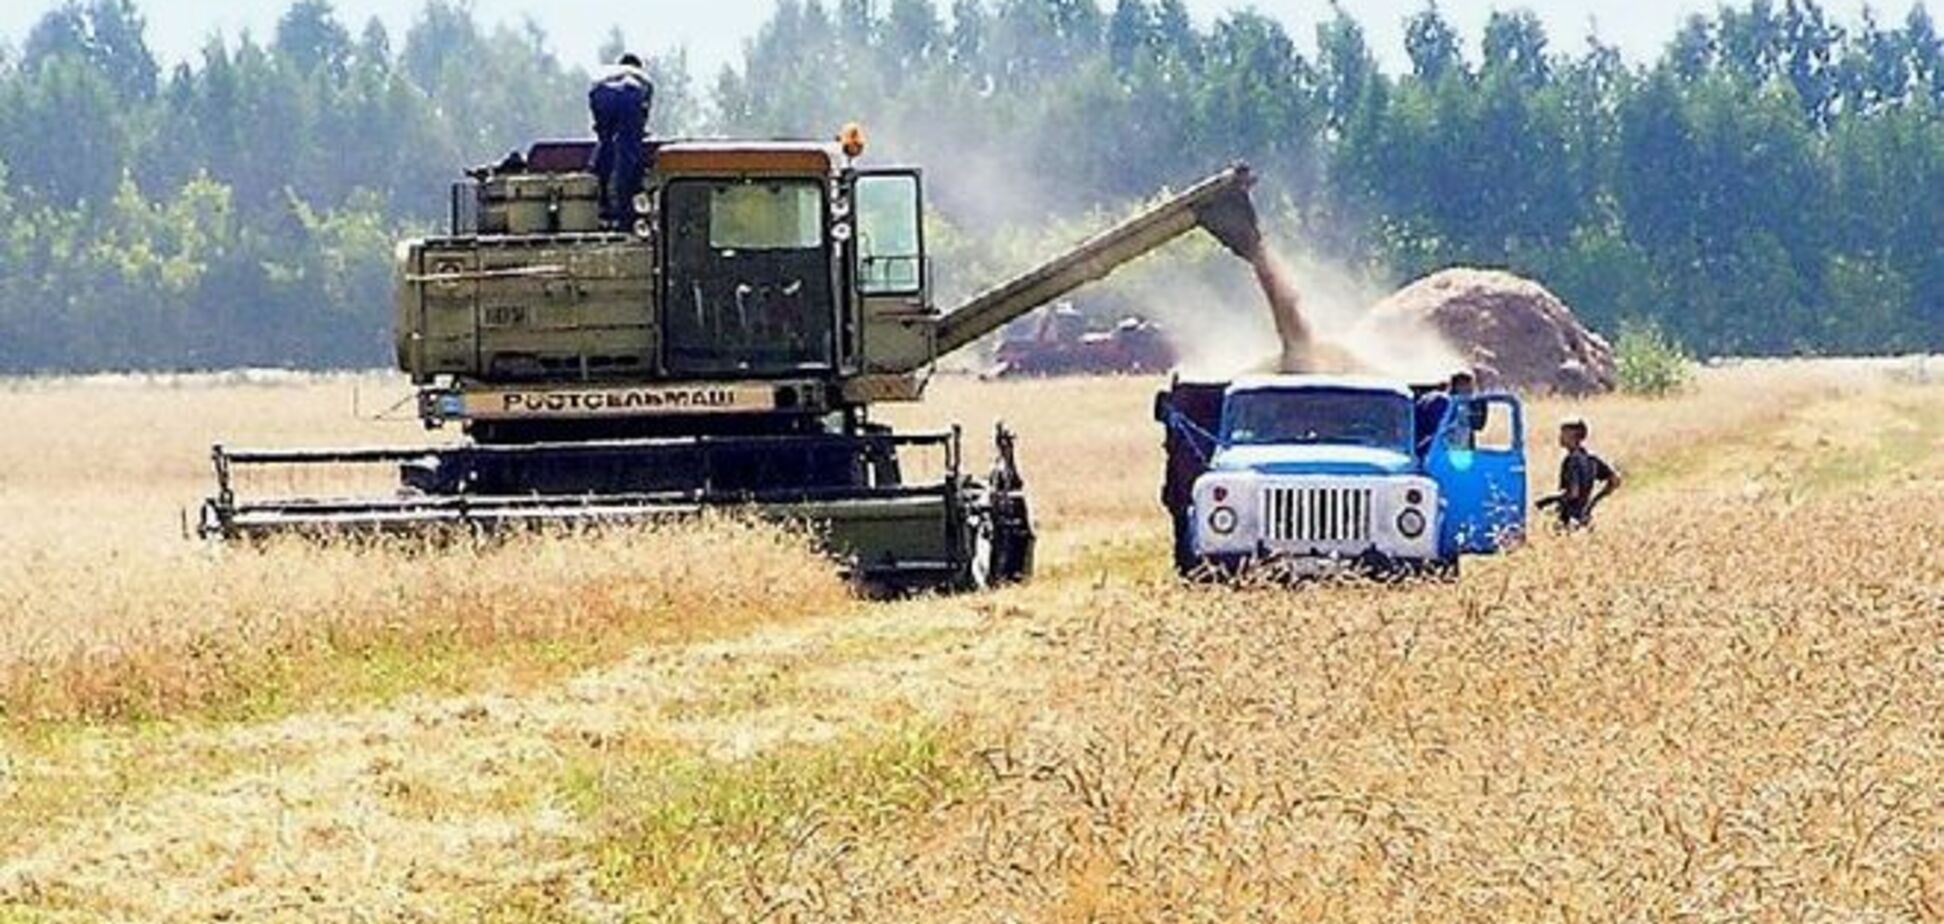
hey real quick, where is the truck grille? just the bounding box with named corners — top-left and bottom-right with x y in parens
top-left (1264, 486), bottom-right (1373, 545)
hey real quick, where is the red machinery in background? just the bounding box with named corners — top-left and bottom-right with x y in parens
top-left (987, 303), bottom-right (1177, 378)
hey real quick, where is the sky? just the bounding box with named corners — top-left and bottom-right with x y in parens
top-left (0, 0), bottom-right (1906, 81)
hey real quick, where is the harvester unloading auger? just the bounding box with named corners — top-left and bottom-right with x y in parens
top-left (199, 133), bottom-right (1260, 593)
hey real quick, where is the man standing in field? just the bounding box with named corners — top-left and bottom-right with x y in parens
top-left (589, 53), bottom-right (655, 227)
top-left (1537, 417), bottom-right (1621, 529)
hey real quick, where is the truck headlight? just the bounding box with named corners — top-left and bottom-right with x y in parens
top-left (1396, 508), bottom-right (1427, 539)
top-left (1208, 506), bottom-right (1238, 535)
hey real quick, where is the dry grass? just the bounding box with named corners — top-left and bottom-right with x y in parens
top-left (845, 492), bottom-right (1944, 920)
top-left (573, 362), bottom-right (1944, 921)
top-left (1, 360), bottom-right (1941, 920)
top-left (0, 523), bottom-right (847, 724)
top-left (0, 374), bottom-right (849, 724)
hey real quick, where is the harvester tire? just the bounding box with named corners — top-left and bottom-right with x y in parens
top-left (965, 514), bottom-right (997, 592)
top-left (993, 498), bottom-right (1035, 585)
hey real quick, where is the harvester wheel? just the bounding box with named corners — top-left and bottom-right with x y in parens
top-left (965, 513), bottom-right (997, 591)
top-left (992, 497), bottom-right (1035, 585)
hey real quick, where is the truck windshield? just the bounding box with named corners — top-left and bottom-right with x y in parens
top-left (1223, 389), bottom-right (1412, 449)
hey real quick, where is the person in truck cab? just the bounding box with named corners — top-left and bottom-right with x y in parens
top-left (589, 53), bottom-right (655, 227)
top-left (1415, 370), bottom-right (1477, 457)
top-left (1537, 417), bottom-right (1621, 529)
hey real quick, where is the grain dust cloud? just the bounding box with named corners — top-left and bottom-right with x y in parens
top-left (1167, 182), bottom-right (1616, 392)
top-left (1165, 183), bottom-right (1465, 382)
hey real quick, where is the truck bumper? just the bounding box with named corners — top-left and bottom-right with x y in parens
top-left (1187, 549), bottom-right (1452, 582)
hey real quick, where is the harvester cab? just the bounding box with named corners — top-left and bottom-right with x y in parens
top-left (201, 130), bottom-right (1260, 594)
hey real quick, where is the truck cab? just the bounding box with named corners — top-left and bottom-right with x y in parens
top-left (1156, 374), bottom-right (1527, 578)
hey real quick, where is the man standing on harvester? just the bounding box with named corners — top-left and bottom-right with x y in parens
top-left (588, 53), bottom-right (654, 227)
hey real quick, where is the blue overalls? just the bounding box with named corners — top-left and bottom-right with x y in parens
top-left (589, 67), bottom-right (653, 226)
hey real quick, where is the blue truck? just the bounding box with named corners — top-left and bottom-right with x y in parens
top-left (1155, 374), bottom-right (1528, 578)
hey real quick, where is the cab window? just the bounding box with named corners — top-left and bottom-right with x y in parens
top-left (854, 173), bottom-right (923, 295)
top-left (662, 179), bottom-right (835, 374)
top-left (709, 183), bottom-right (823, 251)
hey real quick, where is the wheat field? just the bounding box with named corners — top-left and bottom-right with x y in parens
top-left (0, 360), bottom-right (1940, 921)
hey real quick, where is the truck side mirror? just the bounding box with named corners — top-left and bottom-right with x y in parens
top-left (1153, 392), bottom-right (1172, 423)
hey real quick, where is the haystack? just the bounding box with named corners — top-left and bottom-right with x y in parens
top-left (1363, 269), bottom-right (1616, 395)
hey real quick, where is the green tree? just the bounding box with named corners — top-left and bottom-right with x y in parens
top-left (886, 0), bottom-right (943, 69)
top-left (948, 0), bottom-right (988, 69)
top-left (276, 0), bottom-right (353, 78)
top-left (1154, 0), bottom-right (1197, 65)
top-left (1823, 253), bottom-right (1914, 351)
top-left (1315, 6), bottom-right (1378, 133)
top-left (1195, 13), bottom-right (1314, 170)
top-left (3, 0), bottom-right (1941, 371)
top-left (1717, 0), bottom-right (1786, 82)
top-left (1404, 2), bottom-right (1464, 83)
top-left (1480, 10), bottom-right (1550, 87)
top-left (1782, 0), bottom-right (1842, 125)
top-left (0, 55), bottom-right (127, 206)
top-left (22, 1), bottom-right (158, 98)
top-left (1107, 0), bottom-right (1153, 71)
top-left (1906, 5), bottom-right (1940, 102)
top-left (1668, 15), bottom-right (1716, 80)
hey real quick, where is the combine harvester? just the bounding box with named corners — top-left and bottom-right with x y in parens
top-left (199, 130), bottom-right (1260, 593)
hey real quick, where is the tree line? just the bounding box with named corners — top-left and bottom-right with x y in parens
top-left (0, 0), bottom-right (1937, 372)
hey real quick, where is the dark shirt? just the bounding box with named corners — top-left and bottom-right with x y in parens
top-left (1557, 448), bottom-right (1616, 526)
top-left (1415, 393), bottom-right (1450, 456)
top-left (593, 63), bottom-right (653, 97)
top-left (589, 65), bottom-right (654, 131)
top-left (1415, 392), bottom-right (1479, 456)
